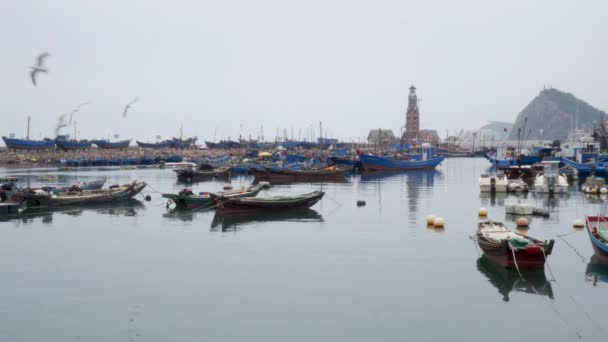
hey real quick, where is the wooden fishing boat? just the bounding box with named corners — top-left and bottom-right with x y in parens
top-left (585, 216), bottom-right (608, 262)
top-left (477, 220), bottom-right (554, 268)
top-left (10, 181), bottom-right (147, 207)
top-left (162, 182), bottom-right (270, 208)
top-left (214, 191), bottom-right (324, 214)
top-left (250, 165), bottom-right (351, 182)
top-left (175, 167), bottom-right (231, 182)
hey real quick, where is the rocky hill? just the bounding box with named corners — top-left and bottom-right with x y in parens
top-left (508, 88), bottom-right (606, 141)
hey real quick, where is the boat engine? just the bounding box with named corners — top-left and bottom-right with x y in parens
top-left (547, 176), bottom-right (555, 194)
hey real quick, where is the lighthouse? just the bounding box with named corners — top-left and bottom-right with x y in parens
top-left (401, 85), bottom-right (420, 145)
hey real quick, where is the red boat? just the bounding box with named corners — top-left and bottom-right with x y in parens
top-left (477, 220), bottom-right (555, 269)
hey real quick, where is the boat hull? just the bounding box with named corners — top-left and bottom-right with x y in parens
top-left (586, 216), bottom-right (608, 262)
top-left (12, 182), bottom-right (147, 207)
top-left (215, 191), bottom-right (324, 214)
top-left (250, 167), bottom-right (350, 183)
top-left (93, 139), bottom-right (131, 149)
top-left (358, 154), bottom-right (444, 171)
top-left (2, 137), bottom-right (55, 150)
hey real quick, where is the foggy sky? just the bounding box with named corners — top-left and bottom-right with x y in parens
top-left (2, 0), bottom-right (607, 144)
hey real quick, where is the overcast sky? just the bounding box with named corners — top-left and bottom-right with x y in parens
top-left (2, 0), bottom-right (607, 143)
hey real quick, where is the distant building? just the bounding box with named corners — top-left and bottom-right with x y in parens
top-left (419, 129), bottom-right (440, 145)
top-left (367, 129), bottom-right (398, 145)
top-left (401, 85), bottom-right (420, 144)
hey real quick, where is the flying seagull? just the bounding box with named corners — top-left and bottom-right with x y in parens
top-left (30, 52), bottom-right (51, 86)
top-left (123, 97), bottom-right (138, 118)
top-left (69, 101), bottom-right (90, 124)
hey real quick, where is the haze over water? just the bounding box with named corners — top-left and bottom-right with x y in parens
top-left (0, 158), bottom-right (605, 341)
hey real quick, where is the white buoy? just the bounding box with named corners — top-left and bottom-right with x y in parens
top-left (573, 219), bottom-right (585, 228)
top-left (426, 215), bottom-right (436, 225)
top-left (478, 207), bottom-right (488, 217)
top-left (433, 217), bottom-right (445, 228)
top-left (600, 187), bottom-right (608, 194)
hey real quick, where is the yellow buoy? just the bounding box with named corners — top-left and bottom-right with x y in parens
top-left (573, 219), bottom-right (585, 228)
top-left (478, 207), bottom-right (488, 217)
top-left (433, 217), bottom-right (445, 228)
top-left (516, 217), bottom-right (529, 227)
top-left (426, 215), bottom-right (436, 225)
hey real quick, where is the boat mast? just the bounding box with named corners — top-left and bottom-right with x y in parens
top-left (26, 115), bottom-right (30, 140)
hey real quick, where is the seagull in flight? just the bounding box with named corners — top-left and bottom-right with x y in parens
top-left (30, 52), bottom-right (51, 86)
top-left (69, 101), bottom-right (90, 124)
top-left (123, 97), bottom-right (138, 118)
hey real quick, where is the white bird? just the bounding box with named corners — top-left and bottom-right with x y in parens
top-left (30, 52), bottom-right (50, 86)
top-left (123, 97), bottom-right (138, 118)
top-left (69, 102), bottom-right (90, 124)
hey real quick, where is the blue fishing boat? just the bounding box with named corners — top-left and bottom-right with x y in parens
top-left (169, 137), bottom-right (198, 149)
top-left (358, 146), bottom-right (444, 171)
top-left (2, 136), bottom-right (55, 150)
top-left (93, 139), bottom-right (131, 149)
top-left (54, 136), bottom-right (92, 150)
top-left (586, 216), bottom-right (608, 262)
top-left (560, 143), bottom-right (606, 177)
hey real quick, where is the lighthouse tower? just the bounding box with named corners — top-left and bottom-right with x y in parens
top-left (401, 85), bottom-right (420, 145)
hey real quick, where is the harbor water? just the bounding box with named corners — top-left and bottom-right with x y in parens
top-left (0, 158), bottom-right (606, 341)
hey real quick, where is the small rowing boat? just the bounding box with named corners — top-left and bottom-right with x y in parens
top-left (11, 181), bottom-right (147, 207)
top-left (477, 220), bottom-right (554, 269)
top-left (214, 191), bottom-right (324, 214)
top-left (162, 182), bottom-right (270, 208)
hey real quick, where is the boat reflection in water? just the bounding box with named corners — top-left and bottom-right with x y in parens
top-left (211, 209), bottom-right (323, 232)
top-left (476, 256), bottom-right (554, 302)
top-left (585, 256), bottom-right (608, 287)
top-left (0, 199), bottom-right (146, 225)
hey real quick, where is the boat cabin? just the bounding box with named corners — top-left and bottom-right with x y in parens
top-left (541, 161), bottom-right (560, 176)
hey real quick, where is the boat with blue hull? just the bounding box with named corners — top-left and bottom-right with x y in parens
top-left (485, 154), bottom-right (541, 168)
top-left (358, 147), bottom-right (444, 171)
top-left (93, 139), bottom-right (131, 149)
top-left (55, 139), bottom-right (92, 150)
top-left (560, 158), bottom-right (608, 177)
top-left (586, 216), bottom-right (608, 262)
top-left (2, 137), bottom-right (55, 150)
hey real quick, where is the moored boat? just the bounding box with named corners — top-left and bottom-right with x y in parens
top-left (93, 139), bottom-right (131, 149)
top-left (533, 161), bottom-right (568, 194)
top-left (214, 191), bottom-right (324, 214)
top-left (585, 216), bottom-right (608, 262)
top-left (54, 137), bottom-right (92, 150)
top-left (175, 166), bottom-right (231, 182)
top-left (251, 165), bottom-right (351, 182)
top-left (358, 146), bottom-right (444, 172)
top-left (479, 172), bottom-right (508, 193)
top-left (10, 181), bottom-right (147, 207)
top-left (477, 219), bottom-right (555, 268)
top-left (51, 177), bottom-right (107, 194)
top-left (162, 182), bottom-right (270, 208)
top-left (2, 136), bottom-right (55, 150)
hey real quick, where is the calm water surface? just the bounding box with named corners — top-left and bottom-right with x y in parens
top-left (0, 158), bottom-right (606, 341)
